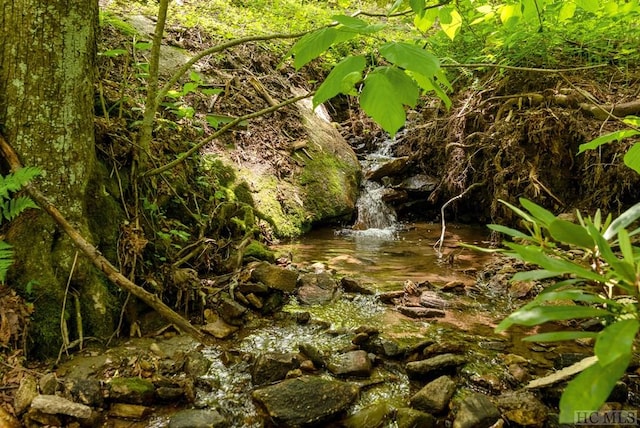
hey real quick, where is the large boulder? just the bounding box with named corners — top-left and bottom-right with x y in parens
top-left (252, 376), bottom-right (358, 426)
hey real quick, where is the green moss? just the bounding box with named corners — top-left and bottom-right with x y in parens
top-left (202, 156), bottom-right (236, 187)
top-left (110, 377), bottom-right (155, 394)
top-left (99, 11), bottom-right (138, 36)
top-left (243, 241), bottom-right (275, 263)
top-left (233, 182), bottom-right (254, 207)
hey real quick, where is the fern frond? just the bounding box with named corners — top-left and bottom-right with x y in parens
top-left (0, 240), bottom-right (13, 283)
top-left (2, 196), bottom-right (39, 222)
top-left (0, 167), bottom-right (42, 199)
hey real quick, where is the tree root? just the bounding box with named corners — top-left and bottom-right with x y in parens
top-left (0, 133), bottom-right (209, 345)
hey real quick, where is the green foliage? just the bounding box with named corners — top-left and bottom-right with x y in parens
top-left (483, 198), bottom-right (640, 423)
top-left (579, 116), bottom-right (640, 174)
top-left (0, 167), bottom-right (41, 283)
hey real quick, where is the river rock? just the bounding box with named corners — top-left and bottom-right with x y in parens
top-left (496, 391), bottom-right (548, 426)
top-left (423, 341), bottom-right (466, 356)
top-left (395, 174), bottom-right (438, 193)
top-left (452, 393), bottom-right (501, 428)
top-left (250, 262), bottom-right (298, 293)
top-left (298, 343), bottom-right (326, 368)
top-left (406, 354), bottom-right (467, 380)
top-left (410, 375), bottom-right (457, 414)
top-left (395, 407), bottom-right (436, 428)
top-left (109, 377), bottom-right (155, 404)
top-left (218, 297), bottom-right (247, 326)
top-left (30, 394), bottom-right (92, 419)
top-left (252, 376), bottom-right (358, 427)
top-left (185, 350), bottom-right (213, 378)
top-left (169, 409), bottom-right (228, 428)
top-left (397, 306), bottom-right (446, 318)
top-left (296, 272), bottom-right (339, 305)
top-left (360, 335), bottom-right (403, 358)
top-left (341, 401), bottom-right (393, 428)
top-left (340, 277), bottom-right (376, 295)
top-left (39, 372), bottom-right (59, 395)
top-left (252, 352), bottom-right (301, 386)
top-left (108, 403), bottom-right (151, 420)
top-left (327, 350), bottom-right (372, 377)
top-left (202, 316), bottom-right (239, 339)
top-left (66, 378), bottom-right (103, 407)
top-left (14, 375), bottom-right (38, 415)
top-left (365, 156), bottom-right (409, 181)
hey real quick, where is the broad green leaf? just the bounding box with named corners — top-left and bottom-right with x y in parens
top-left (134, 41), bottom-right (151, 50)
top-left (533, 289), bottom-right (611, 306)
top-left (588, 224), bottom-right (637, 285)
top-left (578, 129), bottom-right (640, 154)
top-left (512, 269), bottom-right (560, 281)
top-left (521, 0), bottom-right (540, 22)
top-left (618, 228), bottom-right (635, 265)
top-left (559, 354), bottom-right (631, 423)
top-left (439, 7), bottom-right (462, 40)
top-left (523, 331), bottom-right (598, 342)
top-left (558, 2), bottom-right (577, 21)
top-left (520, 198), bottom-right (556, 227)
top-left (496, 306), bottom-right (610, 333)
top-left (414, 8), bottom-right (438, 32)
top-left (623, 142), bottom-right (640, 174)
top-left (548, 219), bottom-right (594, 249)
top-left (331, 15), bottom-right (385, 34)
top-left (623, 116), bottom-right (640, 127)
top-left (487, 223), bottom-right (531, 239)
top-left (409, 0), bottom-right (425, 15)
top-left (380, 42), bottom-right (439, 77)
top-left (576, 0), bottom-right (599, 13)
top-left (499, 3), bottom-right (521, 26)
top-left (499, 199), bottom-right (535, 223)
top-left (360, 67), bottom-right (419, 136)
top-left (410, 73), bottom-right (452, 109)
top-left (476, 5), bottom-right (493, 14)
top-left (290, 27), bottom-right (358, 69)
top-left (603, 202), bottom-right (640, 240)
top-left (313, 56), bottom-right (366, 108)
top-left (99, 48), bottom-right (127, 57)
top-left (595, 319), bottom-right (639, 366)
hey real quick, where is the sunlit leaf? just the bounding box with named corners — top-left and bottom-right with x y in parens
top-left (290, 27), bottom-right (358, 69)
top-left (331, 15), bottom-right (385, 33)
top-left (360, 67), bottom-right (419, 136)
top-left (603, 202), bottom-right (640, 240)
top-left (618, 228), bottom-right (635, 266)
top-left (558, 2), bottom-right (577, 21)
top-left (559, 354), bottom-right (631, 423)
top-left (520, 198), bottom-right (556, 227)
top-left (578, 129), bottom-right (640, 154)
top-left (487, 224), bottom-right (531, 239)
top-left (499, 3), bottom-right (521, 26)
top-left (595, 319), bottom-right (639, 366)
top-left (623, 143), bottom-right (640, 175)
top-left (576, 0), bottom-right (599, 13)
top-left (380, 42), bottom-right (440, 77)
top-left (496, 306), bottom-right (610, 333)
top-left (439, 6), bottom-right (462, 40)
top-left (548, 219), bottom-right (594, 249)
top-left (523, 331), bottom-right (598, 342)
top-left (499, 199), bottom-right (535, 223)
top-left (409, 0), bottom-right (425, 15)
top-left (414, 8), bottom-right (439, 32)
top-left (512, 269), bottom-right (560, 281)
top-left (313, 56), bottom-right (366, 108)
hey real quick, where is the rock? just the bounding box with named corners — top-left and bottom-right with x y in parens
top-left (66, 378), bottom-right (104, 407)
top-left (24, 409), bottom-right (61, 426)
top-left (252, 352), bottom-right (300, 386)
top-left (296, 272), bottom-right (339, 305)
top-left (395, 407), bottom-right (437, 428)
top-left (327, 350), bottom-right (373, 377)
top-left (423, 342), bottom-right (465, 356)
top-left (360, 335), bottom-right (403, 358)
top-left (169, 409), bottom-right (228, 428)
top-left (202, 316), bottom-right (239, 339)
top-left (30, 395), bottom-right (92, 419)
top-left (298, 343), bottom-right (326, 368)
top-left (441, 280), bottom-right (466, 292)
top-left (156, 386), bottom-right (184, 401)
top-left (108, 403), bottom-right (151, 420)
top-left (553, 353), bottom-right (591, 369)
top-left (381, 188), bottom-right (408, 204)
top-left (397, 306), bottom-right (446, 318)
top-left (0, 405), bottom-right (21, 428)
top-left (395, 174), bottom-right (438, 193)
top-left (410, 375), bottom-right (457, 414)
top-left (406, 354), bottom-right (467, 380)
top-left (365, 157), bottom-right (409, 181)
top-left (218, 297), bottom-right (247, 326)
top-left (453, 393), bottom-right (501, 428)
top-left (109, 377), bottom-right (155, 405)
top-left (496, 391), bottom-right (548, 426)
top-left (340, 277), bottom-right (375, 295)
top-left (236, 282), bottom-right (269, 295)
top-left (252, 376), bottom-right (358, 426)
top-left (250, 262), bottom-right (298, 293)
top-left (419, 290), bottom-right (450, 308)
top-left (341, 402), bottom-right (393, 428)
top-left (185, 351), bottom-right (213, 378)
top-left (39, 373), bottom-right (58, 395)
top-left (14, 375), bottom-right (38, 415)
top-left (377, 290), bottom-right (404, 303)
top-left (507, 363), bottom-right (530, 383)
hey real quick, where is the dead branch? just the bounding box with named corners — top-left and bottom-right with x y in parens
top-left (0, 133), bottom-right (209, 345)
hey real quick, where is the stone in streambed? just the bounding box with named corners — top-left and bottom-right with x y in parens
top-left (406, 354), bottom-right (467, 380)
top-left (296, 272), bottom-right (339, 305)
top-left (252, 376), bottom-right (358, 427)
top-left (14, 375), bottom-right (38, 415)
top-left (341, 402), bottom-right (393, 428)
top-left (250, 262), bottom-right (298, 293)
top-left (109, 377), bottom-right (155, 405)
top-left (327, 350), bottom-right (372, 377)
top-left (453, 393), bottom-right (500, 428)
top-left (169, 409), bottom-right (228, 428)
top-left (395, 407), bottom-right (437, 428)
top-left (496, 391), bottom-right (548, 426)
top-left (397, 306), bottom-right (446, 318)
top-left (29, 395), bottom-right (92, 419)
top-left (340, 277), bottom-right (376, 295)
top-left (252, 352), bottom-right (300, 386)
top-left (410, 375), bottom-right (457, 414)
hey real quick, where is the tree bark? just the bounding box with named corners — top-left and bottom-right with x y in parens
top-left (0, 0), bottom-right (118, 355)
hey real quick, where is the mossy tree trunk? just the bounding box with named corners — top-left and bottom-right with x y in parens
top-left (0, 0), bottom-right (118, 356)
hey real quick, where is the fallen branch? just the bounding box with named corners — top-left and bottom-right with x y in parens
top-left (0, 133), bottom-right (209, 345)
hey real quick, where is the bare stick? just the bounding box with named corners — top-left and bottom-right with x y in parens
top-left (434, 182), bottom-right (485, 258)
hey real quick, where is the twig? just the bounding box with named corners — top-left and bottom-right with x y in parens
top-left (434, 182), bottom-right (485, 258)
top-left (440, 63), bottom-right (607, 73)
top-left (58, 251), bottom-right (79, 362)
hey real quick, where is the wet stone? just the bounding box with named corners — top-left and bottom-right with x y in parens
top-left (365, 156), bottom-right (409, 181)
top-left (397, 306), bottom-right (446, 318)
top-left (341, 402), bottom-right (393, 428)
top-left (109, 377), bottom-right (155, 405)
top-left (453, 393), bottom-right (500, 428)
top-left (410, 375), bottom-right (457, 414)
top-left (298, 343), bottom-right (326, 368)
top-left (156, 386), bottom-right (184, 401)
top-left (30, 394), bottom-right (92, 419)
top-left (185, 350), bottom-right (213, 378)
top-left (496, 391), bottom-right (548, 426)
top-left (252, 376), bottom-right (358, 427)
top-left (39, 372), bottom-right (59, 396)
top-left (218, 297), bottom-right (247, 326)
top-left (250, 262), bottom-right (298, 293)
top-left (202, 317), bottom-right (239, 339)
top-left (14, 375), bottom-right (38, 415)
top-left (66, 378), bottom-right (103, 407)
top-left (296, 272), bottom-right (339, 305)
top-left (406, 354), bottom-right (467, 380)
top-left (360, 335), bottom-right (403, 358)
top-left (252, 352), bottom-right (300, 386)
top-left (423, 341), bottom-right (465, 356)
top-left (327, 350), bottom-right (373, 377)
top-left (340, 277), bottom-right (376, 295)
top-left (169, 409), bottom-right (228, 428)
top-left (108, 403), bottom-right (151, 420)
top-left (395, 407), bottom-right (436, 428)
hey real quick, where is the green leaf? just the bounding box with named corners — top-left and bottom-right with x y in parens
top-left (414, 8), bottom-right (438, 32)
top-left (201, 88), bottom-right (223, 96)
top-left (313, 56), bottom-right (366, 108)
top-left (360, 67), bottom-right (419, 136)
top-left (99, 48), bottom-right (127, 57)
top-left (496, 306), bottom-right (611, 333)
top-left (523, 331), bottom-right (598, 342)
top-left (520, 198), bottom-right (556, 227)
top-left (0, 240), bottom-right (13, 283)
top-left (578, 129), bottom-right (640, 154)
top-left (487, 224), bottom-right (531, 239)
top-left (331, 15), bottom-right (385, 33)
top-left (409, 0), bottom-right (425, 15)
top-left (623, 142), bottom-right (640, 174)
top-left (548, 219), bottom-right (594, 249)
top-left (558, 2), bottom-right (577, 21)
top-left (618, 228), bottom-right (635, 266)
top-left (499, 3), bottom-right (521, 26)
top-left (595, 319), bottom-right (639, 366)
top-left (575, 0), bottom-right (599, 13)
top-left (512, 269), bottom-right (560, 281)
top-left (439, 6), bottom-right (462, 40)
top-left (559, 354), bottom-right (631, 423)
top-left (379, 42), bottom-right (439, 77)
top-left (134, 41), bottom-right (151, 50)
top-left (498, 199), bottom-right (535, 223)
top-left (604, 202), bottom-right (640, 240)
top-left (410, 73), bottom-right (451, 109)
top-left (290, 27), bottom-right (358, 70)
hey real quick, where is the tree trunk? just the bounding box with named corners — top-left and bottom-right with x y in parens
top-left (0, 0), bottom-right (119, 355)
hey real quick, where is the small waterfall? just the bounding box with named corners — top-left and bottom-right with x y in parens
top-left (345, 139), bottom-right (399, 238)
